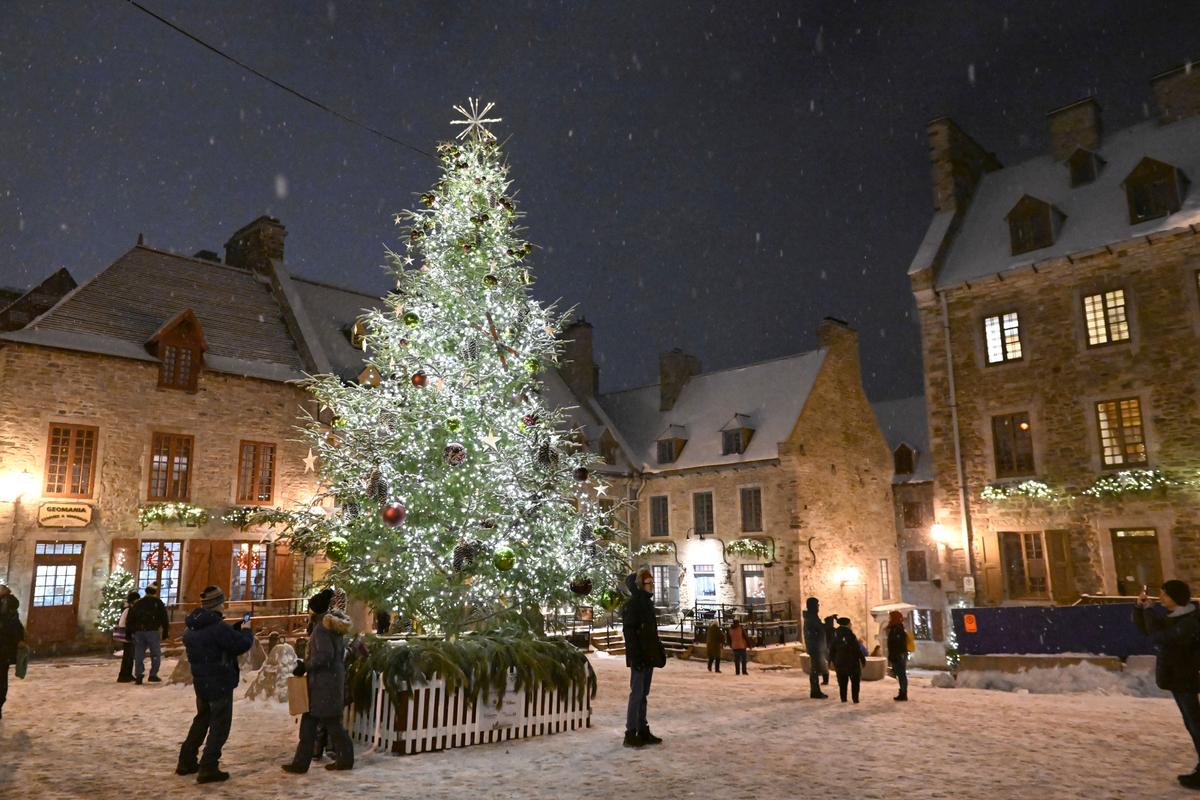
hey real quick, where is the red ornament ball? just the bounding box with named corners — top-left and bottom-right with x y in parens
top-left (382, 502), bottom-right (407, 527)
top-left (522, 414), bottom-right (539, 428)
top-left (573, 467), bottom-right (589, 482)
top-left (411, 371), bottom-right (428, 388)
top-left (570, 577), bottom-right (593, 596)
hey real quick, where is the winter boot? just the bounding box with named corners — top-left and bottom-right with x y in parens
top-left (175, 763), bottom-right (199, 776)
top-left (325, 762), bottom-right (353, 771)
top-left (639, 728), bottom-right (663, 745)
top-left (622, 731), bottom-right (644, 748)
top-left (134, 677), bottom-right (143, 685)
top-left (810, 691), bottom-right (828, 699)
top-left (895, 691), bottom-right (908, 702)
top-left (196, 769), bottom-right (230, 784)
top-left (281, 763), bottom-right (308, 774)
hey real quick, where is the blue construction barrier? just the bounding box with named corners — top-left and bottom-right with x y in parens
top-left (951, 604), bottom-right (1157, 660)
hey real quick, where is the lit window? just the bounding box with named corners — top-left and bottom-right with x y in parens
top-left (231, 542), bottom-right (268, 601)
top-left (984, 312), bottom-right (1022, 363)
top-left (44, 424), bottom-right (98, 498)
top-left (1083, 289), bottom-right (1131, 346)
top-left (1096, 398), bottom-right (1148, 468)
top-left (148, 433), bottom-right (193, 501)
top-left (992, 412), bottom-right (1035, 478)
top-left (237, 441), bottom-right (276, 504)
top-left (879, 558), bottom-right (892, 600)
top-left (138, 540), bottom-right (182, 605)
top-left (693, 564), bottom-right (716, 600)
top-left (159, 345), bottom-right (198, 391)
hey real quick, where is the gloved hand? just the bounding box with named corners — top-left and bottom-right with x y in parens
top-left (293, 662), bottom-right (307, 677)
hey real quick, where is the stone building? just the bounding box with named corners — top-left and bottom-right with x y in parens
top-left (0, 217), bottom-right (376, 647)
top-left (909, 63), bottom-right (1200, 606)
top-left (591, 319), bottom-right (900, 634)
top-left (873, 395), bottom-right (948, 666)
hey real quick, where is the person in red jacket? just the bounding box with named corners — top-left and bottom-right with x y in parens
top-left (728, 619), bottom-right (753, 675)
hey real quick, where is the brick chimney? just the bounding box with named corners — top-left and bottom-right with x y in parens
top-left (817, 316), bottom-right (857, 350)
top-left (559, 319), bottom-right (599, 399)
top-left (659, 349), bottom-right (701, 412)
top-left (224, 216), bottom-right (286, 276)
top-left (1152, 61), bottom-right (1200, 124)
top-left (927, 117), bottom-right (1002, 213)
top-left (1047, 97), bottom-right (1102, 161)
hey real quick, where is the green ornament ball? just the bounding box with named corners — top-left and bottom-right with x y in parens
top-left (325, 536), bottom-right (349, 563)
top-left (483, 273), bottom-right (499, 288)
top-left (445, 418), bottom-right (462, 432)
top-left (493, 545), bottom-right (516, 572)
top-left (524, 357), bottom-right (541, 374)
top-left (403, 311), bottom-right (420, 327)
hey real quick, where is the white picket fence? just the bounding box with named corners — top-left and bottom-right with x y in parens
top-left (344, 669), bottom-right (592, 755)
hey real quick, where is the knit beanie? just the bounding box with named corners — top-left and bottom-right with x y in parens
top-left (200, 585), bottom-right (225, 609)
top-left (308, 588), bottom-right (335, 615)
top-left (1163, 579), bottom-right (1192, 607)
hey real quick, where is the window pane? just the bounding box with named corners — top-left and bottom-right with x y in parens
top-left (984, 315), bottom-right (1004, 363)
top-left (902, 502), bottom-right (924, 528)
top-left (1084, 293), bottom-right (1108, 345)
top-left (693, 564), bottom-right (716, 600)
top-left (1002, 312), bottom-right (1022, 360)
top-left (657, 440), bottom-right (674, 464)
top-left (1104, 290), bottom-right (1130, 342)
top-left (650, 496), bottom-right (669, 537)
top-left (879, 558), bottom-right (891, 599)
top-left (256, 444), bottom-right (275, 502)
top-left (911, 609), bottom-right (933, 641)
top-left (149, 434), bottom-right (171, 498)
top-left (1097, 399), bottom-right (1147, 467)
top-left (906, 550), bottom-right (929, 582)
top-left (740, 487), bottom-right (762, 532)
top-left (33, 564), bottom-right (77, 607)
top-left (231, 542), bottom-right (267, 601)
top-left (1001, 532), bottom-right (1027, 598)
top-left (693, 492), bottom-right (714, 534)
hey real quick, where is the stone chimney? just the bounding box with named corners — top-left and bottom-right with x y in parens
top-left (659, 348), bottom-right (701, 412)
top-left (817, 316), bottom-right (857, 350)
top-left (927, 117), bottom-right (1002, 213)
top-left (1152, 61), bottom-right (1200, 124)
top-left (224, 216), bottom-right (286, 276)
top-left (1047, 97), bottom-right (1102, 161)
top-left (559, 319), bottom-right (599, 399)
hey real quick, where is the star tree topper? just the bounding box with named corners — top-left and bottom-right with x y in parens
top-left (450, 97), bottom-right (501, 142)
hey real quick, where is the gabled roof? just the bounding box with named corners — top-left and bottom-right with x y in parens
top-left (146, 308), bottom-right (208, 354)
top-left (600, 350), bottom-right (826, 472)
top-left (872, 395), bottom-right (932, 483)
top-left (720, 413), bottom-right (754, 432)
top-left (0, 246), bottom-right (305, 380)
top-left (918, 115), bottom-right (1200, 289)
top-left (288, 277), bottom-right (383, 381)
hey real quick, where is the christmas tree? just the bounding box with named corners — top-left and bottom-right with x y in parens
top-left (291, 100), bottom-right (627, 637)
top-left (96, 567), bottom-right (135, 632)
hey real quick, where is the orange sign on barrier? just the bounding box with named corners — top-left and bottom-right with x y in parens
top-left (963, 613), bottom-right (978, 634)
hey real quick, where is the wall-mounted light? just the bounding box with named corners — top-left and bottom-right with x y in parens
top-left (930, 523), bottom-right (956, 546)
top-left (0, 471), bottom-right (37, 504)
top-left (836, 565), bottom-right (861, 585)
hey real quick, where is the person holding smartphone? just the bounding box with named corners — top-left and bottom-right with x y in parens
top-left (1133, 580), bottom-right (1200, 790)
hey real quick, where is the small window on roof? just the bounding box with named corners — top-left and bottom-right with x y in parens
top-left (1124, 157), bottom-right (1188, 224)
top-left (146, 309), bottom-right (206, 393)
top-left (657, 440), bottom-right (678, 464)
top-left (1067, 149), bottom-right (1104, 187)
top-left (1006, 195), bottom-right (1062, 256)
top-left (894, 444), bottom-right (916, 476)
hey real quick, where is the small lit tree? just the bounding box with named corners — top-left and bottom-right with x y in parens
top-left (96, 567), bottom-right (136, 632)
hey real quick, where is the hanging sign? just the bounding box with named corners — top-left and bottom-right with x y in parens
top-left (38, 502), bottom-right (93, 528)
top-left (963, 613), bottom-right (978, 634)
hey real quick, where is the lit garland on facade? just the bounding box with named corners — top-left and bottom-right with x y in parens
top-left (138, 502), bottom-right (209, 528)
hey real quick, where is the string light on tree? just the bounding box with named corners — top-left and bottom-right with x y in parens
top-left (286, 101), bottom-right (628, 636)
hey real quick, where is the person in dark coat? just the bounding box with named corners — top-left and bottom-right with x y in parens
top-left (831, 617), bottom-right (865, 704)
top-left (822, 614), bottom-right (837, 685)
top-left (116, 590), bottom-right (140, 683)
top-left (177, 586), bottom-right (254, 784)
top-left (127, 584), bottom-right (170, 684)
top-left (886, 610), bottom-right (910, 702)
top-left (1134, 579), bottom-right (1200, 789)
top-left (0, 588), bottom-right (25, 720)
top-left (802, 597), bottom-right (829, 699)
top-left (705, 620), bottom-right (725, 673)
top-left (622, 570), bottom-right (666, 748)
top-left (283, 588), bottom-right (355, 774)
top-left (373, 608), bottom-right (391, 636)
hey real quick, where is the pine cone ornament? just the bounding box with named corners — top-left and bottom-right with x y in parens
top-left (367, 471), bottom-right (388, 503)
top-left (536, 442), bottom-right (558, 468)
top-left (569, 577), bottom-right (593, 596)
top-left (452, 539), bottom-right (477, 573)
top-left (580, 527), bottom-right (598, 557)
top-left (342, 501), bottom-right (360, 520)
top-left (443, 442), bottom-right (468, 467)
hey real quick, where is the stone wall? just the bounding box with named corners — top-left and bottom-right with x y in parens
top-left (0, 342), bottom-right (320, 637)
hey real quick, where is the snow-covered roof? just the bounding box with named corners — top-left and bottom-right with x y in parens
top-left (288, 276), bottom-right (383, 381)
top-left (0, 246), bottom-right (307, 374)
top-left (923, 115), bottom-right (1200, 289)
top-left (872, 394), bottom-right (932, 483)
top-left (599, 350), bottom-right (827, 472)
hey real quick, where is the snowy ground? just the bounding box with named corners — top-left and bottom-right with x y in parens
top-left (0, 651), bottom-right (1196, 799)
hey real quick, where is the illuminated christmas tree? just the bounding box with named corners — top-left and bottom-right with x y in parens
top-left (291, 101), bottom-right (626, 636)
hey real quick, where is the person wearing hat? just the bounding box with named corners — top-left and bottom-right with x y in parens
top-left (621, 569), bottom-right (666, 748)
top-left (802, 597), bottom-right (829, 699)
top-left (1134, 579), bottom-right (1200, 789)
top-left (885, 610), bottom-right (913, 702)
top-left (831, 617), bottom-right (865, 704)
top-left (282, 588), bottom-right (355, 774)
top-left (177, 585), bottom-right (254, 784)
top-left (0, 586), bottom-right (24, 720)
top-left (127, 583), bottom-right (170, 684)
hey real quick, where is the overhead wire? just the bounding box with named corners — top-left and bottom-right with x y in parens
top-left (122, 0), bottom-right (436, 161)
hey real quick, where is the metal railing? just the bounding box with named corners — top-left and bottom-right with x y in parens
top-left (163, 596), bottom-right (311, 641)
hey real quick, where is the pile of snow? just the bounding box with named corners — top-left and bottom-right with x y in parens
top-left (956, 661), bottom-right (1166, 697)
top-left (244, 642), bottom-right (298, 703)
top-left (166, 656), bottom-right (192, 686)
top-left (930, 672), bottom-right (956, 689)
top-left (238, 636), bottom-right (267, 672)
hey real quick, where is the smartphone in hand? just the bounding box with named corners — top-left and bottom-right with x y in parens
top-left (242, 612), bottom-right (252, 624)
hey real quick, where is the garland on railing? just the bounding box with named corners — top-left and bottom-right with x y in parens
top-left (980, 480), bottom-right (1065, 503)
top-left (634, 542), bottom-right (673, 557)
top-left (346, 626), bottom-right (597, 712)
top-left (221, 506), bottom-right (301, 530)
top-left (726, 538), bottom-right (771, 559)
top-left (138, 502), bottom-right (209, 528)
top-left (1080, 468), bottom-right (1183, 499)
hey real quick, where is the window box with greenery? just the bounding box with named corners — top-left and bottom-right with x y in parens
top-left (726, 537), bottom-right (771, 560)
top-left (222, 505), bottom-right (301, 530)
top-left (634, 542), bottom-right (674, 558)
top-left (980, 479), bottom-right (1067, 505)
top-left (138, 501), bottom-right (209, 528)
top-left (1081, 468), bottom-right (1185, 500)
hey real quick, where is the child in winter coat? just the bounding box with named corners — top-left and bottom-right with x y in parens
top-left (831, 617), bottom-right (865, 703)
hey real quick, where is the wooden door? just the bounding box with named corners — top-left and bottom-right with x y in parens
top-left (1111, 529), bottom-right (1162, 597)
top-left (182, 540), bottom-right (233, 605)
top-left (26, 541), bottom-right (85, 645)
top-left (270, 543), bottom-right (294, 599)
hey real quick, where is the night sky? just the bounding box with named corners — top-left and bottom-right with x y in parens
top-left (2, 2), bottom-right (1198, 400)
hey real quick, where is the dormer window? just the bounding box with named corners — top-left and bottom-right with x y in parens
top-left (1123, 157), bottom-right (1188, 224)
top-left (656, 424), bottom-right (688, 464)
top-left (1006, 195), bottom-right (1064, 256)
top-left (599, 430), bottom-right (619, 465)
top-left (893, 444), bottom-right (916, 476)
top-left (1067, 148), bottom-right (1104, 187)
top-left (146, 309), bottom-right (207, 393)
top-left (719, 414), bottom-right (755, 456)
